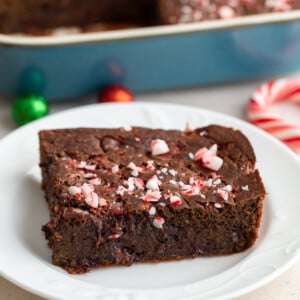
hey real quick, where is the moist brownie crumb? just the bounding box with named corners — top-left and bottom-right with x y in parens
top-left (39, 125), bottom-right (266, 274)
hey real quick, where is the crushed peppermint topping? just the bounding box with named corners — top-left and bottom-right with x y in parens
top-left (109, 233), bottom-right (123, 239)
top-left (68, 183), bottom-right (102, 208)
top-left (217, 189), bottom-right (229, 201)
top-left (241, 185), bottom-right (249, 191)
top-left (134, 177), bottom-right (145, 190)
top-left (194, 147), bottom-right (208, 161)
top-left (218, 5), bottom-right (235, 19)
top-left (146, 160), bottom-right (156, 170)
top-left (169, 169), bottom-right (177, 176)
top-left (203, 178), bottom-right (213, 187)
top-left (126, 177), bottom-right (136, 192)
top-left (146, 175), bottom-right (161, 191)
top-left (151, 139), bottom-right (170, 156)
top-left (213, 178), bottom-right (222, 185)
top-left (194, 144), bottom-right (223, 171)
top-left (163, 193), bottom-right (170, 199)
top-left (98, 197), bottom-right (107, 206)
top-left (161, 167), bottom-right (168, 174)
top-left (127, 162), bottom-right (144, 177)
top-left (181, 177), bottom-right (218, 196)
top-left (123, 125), bottom-right (132, 131)
top-left (209, 144), bottom-right (218, 155)
top-left (223, 185), bottom-right (233, 192)
top-left (77, 161), bottom-right (97, 171)
top-left (112, 165), bottom-right (119, 173)
top-left (83, 173), bottom-right (97, 179)
top-left (169, 179), bottom-right (178, 186)
top-left (65, 158), bottom-right (77, 167)
top-left (181, 183), bottom-right (200, 195)
top-left (153, 216), bottom-right (165, 229)
top-left (215, 203), bottom-right (222, 208)
top-left (149, 206), bottom-right (157, 216)
top-left (88, 178), bottom-right (101, 185)
top-left (265, 0), bottom-right (291, 11)
top-left (116, 185), bottom-right (126, 196)
top-left (142, 190), bottom-right (162, 202)
top-left (199, 131), bottom-right (207, 136)
top-left (72, 208), bottom-right (89, 215)
top-left (68, 186), bottom-right (81, 197)
top-left (84, 191), bottom-right (99, 208)
top-left (117, 177), bottom-right (144, 195)
top-left (170, 195), bottom-right (182, 206)
top-left (81, 183), bottom-right (94, 196)
top-left (188, 152), bottom-right (194, 160)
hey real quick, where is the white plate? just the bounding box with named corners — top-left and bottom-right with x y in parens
top-left (0, 102), bottom-right (299, 300)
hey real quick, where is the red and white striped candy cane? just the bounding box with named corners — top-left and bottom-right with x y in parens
top-left (247, 78), bottom-right (300, 154)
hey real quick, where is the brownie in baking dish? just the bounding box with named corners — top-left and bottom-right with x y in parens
top-left (1, 0), bottom-right (300, 33)
top-left (0, 0), bottom-right (157, 33)
top-left (39, 125), bottom-right (266, 274)
top-left (158, 0), bottom-right (300, 24)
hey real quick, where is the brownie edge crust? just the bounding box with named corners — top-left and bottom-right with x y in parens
top-left (39, 125), bottom-right (266, 274)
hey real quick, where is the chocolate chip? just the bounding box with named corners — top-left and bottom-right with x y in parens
top-left (101, 136), bottom-right (120, 152)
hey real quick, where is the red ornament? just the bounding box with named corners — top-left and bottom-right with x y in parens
top-left (98, 84), bottom-right (133, 103)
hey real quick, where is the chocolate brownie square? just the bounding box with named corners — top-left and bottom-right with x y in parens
top-left (39, 125), bottom-right (266, 273)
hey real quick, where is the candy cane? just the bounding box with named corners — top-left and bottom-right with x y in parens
top-left (247, 79), bottom-right (300, 154)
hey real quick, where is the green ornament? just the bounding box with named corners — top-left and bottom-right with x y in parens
top-left (12, 94), bottom-right (49, 126)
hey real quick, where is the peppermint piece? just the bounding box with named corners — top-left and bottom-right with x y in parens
top-left (85, 191), bottom-right (99, 208)
top-left (195, 144), bottom-right (223, 171)
top-left (112, 165), bottom-right (119, 173)
top-left (217, 189), bottom-right (229, 201)
top-left (241, 185), bottom-right (249, 191)
top-left (68, 186), bottom-right (81, 197)
top-left (218, 6), bottom-right (235, 19)
top-left (142, 190), bottom-right (161, 202)
top-left (149, 206), bottom-right (157, 216)
top-left (81, 183), bottom-right (94, 196)
top-left (88, 178), bottom-right (101, 185)
top-left (109, 233), bottom-right (123, 239)
top-left (170, 195), bottom-right (182, 206)
top-left (146, 160), bottom-right (156, 171)
top-left (153, 216), bottom-right (165, 229)
top-left (151, 139), bottom-right (170, 156)
top-left (127, 162), bottom-right (144, 177)
top-left (146, 175), bottom-right (161, 191)
top-left (77, 161), bottom-right (97, 171)
top-left (169, 169), bottom-right (177, 176)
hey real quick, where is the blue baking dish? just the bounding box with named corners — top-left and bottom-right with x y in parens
top-left (1, 11), bottom-right (300, 100)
